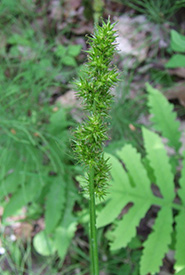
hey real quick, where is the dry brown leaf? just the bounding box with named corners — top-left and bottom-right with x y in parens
top-left (63, 0), bottom-right (82, 18)
top-left (115, 14), bottom-right (168, 65)
top-left (164, 81), bottom-right (185, 106)
top-left (129, 124), bottom-right (136, 131)
top-left (0, 207), bottom-right (3, 216)
top-left (115, 15), bottom-right (158, 63)
top-left (70, 24), bottom-right (93, 35)
top-left (32, 218), bottom-right (45, 236)
top-left (49, 0), bottom-right (63, 20)
top-left (14, 222), bottom-right (33, 240)
top-left (56, 90), bottom-right (80, 107)
top-left (115, 15), bottom-right (149, 62)
top-left (168, 68), bottom-right (185, 78)
top-left (65, 0), bottom-right (81, 11)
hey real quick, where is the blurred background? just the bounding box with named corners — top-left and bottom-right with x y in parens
top-left (0, 0), bottom-right (185, 274)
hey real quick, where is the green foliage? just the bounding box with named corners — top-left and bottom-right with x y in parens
top-left (121, 0), bottom-right (184, 23)
top-left (0, 1), bottom-right (82, 263)
top-left (0, 0), bottom-right (34, 21)
top-left (140, 206), bottom-right (173, 274)
top-left (146, 83), bottom-right (181, 152)
top-left (33, 231), bottom-right (56, 256)
top-left (0, 236), bottom-right (64, 274)
top-left (55, 44), bottom-right (82, 67)
top-left (93, 0), bottom-right (104, 24)
top-left (166, 30), bottom-right (185, 68)
top-left (1, 102), bottom-right (78, 260)
top-left (74, 18), bottom-right (119, 275)
top-left (33, 180), bottom-right (77, 261)
top-left (45, 177), bottom-right (66, 234)
top-left (74, 18), bottom-right (119, 199)
top-left (166, 54), bottom-right (185, 68)
top-left (100, 236), bottom-right (142, 274)
top-left (54, 180), bottom-right (78, 260)
top-left (108, 70), bottom-right (147, 153)
top-left (97, 85), bottom-right (185, 274)
top-left (170, 30), bottom-right (185, 53)
top-left (175, 267), bottom-right (185, 275)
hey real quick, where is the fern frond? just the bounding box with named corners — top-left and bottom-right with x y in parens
top-left (109, 199), bottom-right (150, 250)
top-left (117, 144), bottom-right (152, 195)
top-left (178, 150), bottom-right (185, 204)
top-left (143, 127), bottom-right (175, 202)
top-left (175, 211), bottom-right (185, 272)
top-left (97, 142), bottom-right (157, 250)
top-left (97, 128), bottom-right (181, 274)
top-left (140, 206), bottom-right (173, 275)
top-left (146, 83), bottom-right (181, 152)
top-left (106, 153), bottom-right (130, 192)
top-left (97, 153), bottom-right (130, 228)
top-left (97, 196), bottom-right (130, 228)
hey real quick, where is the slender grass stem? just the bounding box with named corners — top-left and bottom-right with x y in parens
top-left (89, 165), bottom-right (99, 274)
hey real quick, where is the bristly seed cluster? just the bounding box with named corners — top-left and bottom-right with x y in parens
top-left (74, 18), bottom-right (119, 199)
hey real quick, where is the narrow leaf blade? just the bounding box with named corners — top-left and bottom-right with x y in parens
top-left (140, 207), bottom-right (173, 275)
top-left (146, 83), bottom-right (181, 151)
top-left (54, 180), bottom-right (77, 260)
top-left (175, 211), bottom-right (185, 272)
top-left (178, 150), bottom-right (185, 204)
top-left (45, 176), bottom-right (66, 234)
top-left (143, 127), bottom-right (175, 202)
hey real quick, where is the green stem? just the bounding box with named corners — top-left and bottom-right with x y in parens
top-left (93, 0), bottom-right (104, 25)
top-left (89, 165), bottom-right (99, 275)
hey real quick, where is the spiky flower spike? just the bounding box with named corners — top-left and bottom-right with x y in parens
top-left (74, 18), bottom-right (119, 274)
top-left (74, 18), bottom-right (119, 199)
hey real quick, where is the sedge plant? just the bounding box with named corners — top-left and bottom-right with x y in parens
top-left (74, 18), bottom-right (119, 274)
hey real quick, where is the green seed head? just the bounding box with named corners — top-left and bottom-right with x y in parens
top-left (74, 18), bottom-right (119, 199)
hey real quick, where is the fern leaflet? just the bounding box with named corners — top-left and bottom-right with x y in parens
top-left (45, 176), bottom-right (66, 234)
top-left (140, 206), bottom-right (173, 275)
top-left (146, 83), bottom-right (181, 152)
top-left (143, 127), bottom-right (175, 202)
top-left (178, 151), bottom-right (185, 204)
top-left (97, 128), bottom-right (184, 274)
top-left (175, 211), bottom-right (185, 272)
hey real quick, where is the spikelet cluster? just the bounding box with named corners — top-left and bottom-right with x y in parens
top-left (74, 18), bottom-right (119, 199)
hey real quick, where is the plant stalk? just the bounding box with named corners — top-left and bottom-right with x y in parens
top-left (89, 165), bottom-right (99, 275)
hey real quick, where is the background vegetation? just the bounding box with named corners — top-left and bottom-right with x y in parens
top-left (0, 0), bottom-right (185, 274)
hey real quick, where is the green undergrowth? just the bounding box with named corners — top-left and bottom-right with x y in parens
top-left (0, 229), bottom-right (142, 275)
top-left (121, 0), bottom-right (185, 24)
top-left (0, 237), bottom-right (60, 275)
top-left (108, 80), bottom-right (147, 153)
top-left (0, 0), bottom-right (83, 269)
top-left (96, 84), bottom-right (185, 274)
top-left (1, 1), bottom-right (185, 274)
